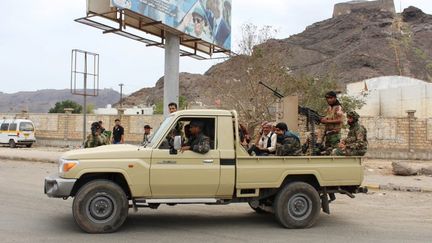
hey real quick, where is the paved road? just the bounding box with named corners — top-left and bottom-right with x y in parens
top-left (0, 160), bottom-right (431, 243)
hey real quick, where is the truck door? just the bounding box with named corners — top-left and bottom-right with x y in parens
top-left (150, 117), bottom-right (220, 198)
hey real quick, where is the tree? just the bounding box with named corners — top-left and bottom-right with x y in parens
top-left (237, 22), bottom-right (279, 56)
top-left (214, 51), bottom-right (366, 135)
top-left (48, 100), bottom-right (82, 114)
top-left (86, 103), bottom-right (96, 114)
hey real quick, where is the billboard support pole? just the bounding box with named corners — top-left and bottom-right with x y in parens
top-left (163, 33), bottom-right (180, 117)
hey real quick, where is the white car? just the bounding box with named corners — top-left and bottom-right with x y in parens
top-left (0, 119), bottom-right (36, 148)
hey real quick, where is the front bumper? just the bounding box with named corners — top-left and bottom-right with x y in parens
top-left (44, 175), bottom-right (77, 198)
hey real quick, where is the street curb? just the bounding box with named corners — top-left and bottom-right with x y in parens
top-left (363, 183), bottom-right (432, 193)
top-left (0, 155), bottom-right (57, 164)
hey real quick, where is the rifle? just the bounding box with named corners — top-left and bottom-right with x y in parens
top-left (258, 81), bottom-right (323, 155)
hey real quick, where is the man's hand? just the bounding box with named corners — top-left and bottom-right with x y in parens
top-left (180, 146), bottom-right (191, 153)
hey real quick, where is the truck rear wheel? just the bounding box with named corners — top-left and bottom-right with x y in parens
top-left (274, 182), bottom-right (320, 229)
top-left (72, 180), bottom-right (128, 233)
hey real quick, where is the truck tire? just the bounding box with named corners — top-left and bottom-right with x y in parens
top-left (9, 139), bottom-right (16, 148)
top-left (26, 143), bottom-right (32, 148)
top-left (273, 182), bottom-right (320, 229)
top-left (72, 180), bottom-right (129, 233)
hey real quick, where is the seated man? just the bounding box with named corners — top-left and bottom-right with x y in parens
top-left (248, 122), bottom-right (277, 156)
top-left (333, 111), bottom-right (368, 156)
top-left (84, 122), bottom-right (107, 148)
top-left (274, 122), bottom-right (301, 156)
top-left (180, 120), bottom-right (210, 154)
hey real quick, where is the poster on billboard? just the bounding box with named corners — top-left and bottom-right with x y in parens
top-left (111, 0), bottom-right (232, 50)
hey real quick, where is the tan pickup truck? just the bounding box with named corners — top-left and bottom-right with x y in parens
top-left (44, 109), bottom-right (366, 233)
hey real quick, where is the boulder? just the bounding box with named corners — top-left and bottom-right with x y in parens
top-left (420, 166), bottom-right (432, 176)
top-left (392, 161), bottom-right (420, 176)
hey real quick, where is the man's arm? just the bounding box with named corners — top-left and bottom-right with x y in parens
top-left (192, 136), bottom-right (210, 154)
top-left (120, 127), bottom-right (125, 144)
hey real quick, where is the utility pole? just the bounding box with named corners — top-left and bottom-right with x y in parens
top-left (119, 83), bottom-right (124, 108)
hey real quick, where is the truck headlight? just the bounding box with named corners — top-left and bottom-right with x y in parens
top-left (59, 158), bottom-right (80, 173)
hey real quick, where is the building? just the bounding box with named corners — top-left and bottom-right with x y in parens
top-left (347, 76), bottom-right (432, 118)
top-left (94, 104), bottom-right (154, 115)
top-left (333, 0), bottom-right (396, 18)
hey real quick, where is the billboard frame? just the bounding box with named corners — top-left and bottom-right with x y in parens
top-left (75, 3), bottom-right (233, 60)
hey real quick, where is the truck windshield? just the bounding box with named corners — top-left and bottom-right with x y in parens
top-left (19, 122), bottom-right (34, 131)
top-left (146, 116), bottom-right (174, 147)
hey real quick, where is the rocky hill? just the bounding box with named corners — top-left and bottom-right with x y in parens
top-left (0, 89), bottom-right (120, 113)
top-left (119, 6), bottom-right (432, 107)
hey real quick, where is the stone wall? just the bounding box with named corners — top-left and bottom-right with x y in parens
top-left (0, 113), bottom-right (164, 147)
top-left (333, 0), bottom-right (395, 18)
top-left (297, 114), bottom-right (432, 160)
top-left (2, 112), bottom-right (431, 159)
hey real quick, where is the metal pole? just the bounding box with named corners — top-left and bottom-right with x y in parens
top-left (83, 52), bottom-right (87, 144)
top-left (119, 83), bottom-right (124, 108)
top-left (163, 33), bottom-right (180, 117)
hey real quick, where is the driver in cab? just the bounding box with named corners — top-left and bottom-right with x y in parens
top-left (180, 120), bottom-right (210, 154)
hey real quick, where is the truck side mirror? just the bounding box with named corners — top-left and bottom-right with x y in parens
top-left (170, 136), bottom-right (182, 155)
top-left (173, 136), bottom-right (182, 150)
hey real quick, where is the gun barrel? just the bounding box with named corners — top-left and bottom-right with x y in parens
top-left (258, 81), bottom-right (284, 99)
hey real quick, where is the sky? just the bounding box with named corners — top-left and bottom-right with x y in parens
top-left (1, 0), bottom-right (431, 95)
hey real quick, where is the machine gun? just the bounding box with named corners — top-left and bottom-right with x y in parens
top-left (258, 81), bottom-right (324, 155)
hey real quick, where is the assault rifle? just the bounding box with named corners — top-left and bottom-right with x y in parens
top-left (258, 81), bottom-right (324, 155)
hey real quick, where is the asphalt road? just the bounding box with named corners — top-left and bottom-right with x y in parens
top-left (0, 160), bottom-right (431, 243)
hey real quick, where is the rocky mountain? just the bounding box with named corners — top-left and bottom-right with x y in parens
top-left (0, 89), bottom-right (120, 113)
top-left (119, 6), bottom-right (432, 107)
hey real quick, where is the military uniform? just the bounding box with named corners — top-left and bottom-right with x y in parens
top-left (84, 134), bottom-right (107, 148)
top-left (334, 111), bottom-right (368, 156)
top-left (323, 103), bottom-right (344, 153)
top-left (276, 132), bottom-right (301, 156)
top-left (185, 133), bottom-right (210, 154)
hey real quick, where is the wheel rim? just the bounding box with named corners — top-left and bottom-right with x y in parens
top-left (86, 192), bottom-right (117, 223)
top-left (287, 193), bottom-right (312, 221)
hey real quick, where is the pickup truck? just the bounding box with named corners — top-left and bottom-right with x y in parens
top-left (44, 109), bottom-right (366, 233)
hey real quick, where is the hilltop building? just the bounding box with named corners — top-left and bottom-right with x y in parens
top-left (333, 0), bottom-right (396, 17)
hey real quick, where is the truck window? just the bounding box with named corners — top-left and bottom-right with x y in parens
top-left (1, 123), bottom-right (9, 131)
top-left (8, 123), bottom-right (17, 131)
top-left (159, 117), bottom-right (216, 150)
top-left (19, 122), bottom-right (34, 132)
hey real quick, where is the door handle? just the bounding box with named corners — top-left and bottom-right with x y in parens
top-left (157, 160), bottom-right (177, 164)
top-left (203, 159), bottom-right (214, 164)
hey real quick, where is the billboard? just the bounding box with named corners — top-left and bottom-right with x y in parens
top-left (111, 0), bottom-right (232, 50)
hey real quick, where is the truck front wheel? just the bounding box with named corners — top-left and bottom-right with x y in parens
top-left (72, 180), bottom-right (129, 233)
top-left (274, 182), bottom-right (320, 229)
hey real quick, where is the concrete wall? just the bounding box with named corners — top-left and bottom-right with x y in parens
top-left (349, 83), bottom-right (432, 118)
top-left (333, 0), bottom-right (395, 17)
top-left (0, 113), bottom-right (164, 146)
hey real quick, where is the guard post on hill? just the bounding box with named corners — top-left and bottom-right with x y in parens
top-left (76, 0), bottom-right (233, 116)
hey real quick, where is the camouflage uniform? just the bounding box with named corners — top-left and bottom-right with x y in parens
top-left (276, 132), bottom-right (301, 156)
top-left (323, 103), bottom-right (344, 153)
top-left (186, 133), bottom-right (210, 154)
top-left (334, 111), bottom-right (368, 156)
top-left (84, 134), bottom-right (107, 148)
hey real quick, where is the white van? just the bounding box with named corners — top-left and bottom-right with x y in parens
top-left (0, 119), bottom-right (36, 148)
